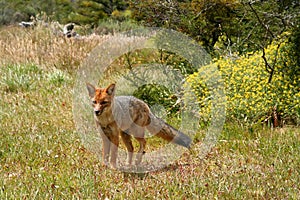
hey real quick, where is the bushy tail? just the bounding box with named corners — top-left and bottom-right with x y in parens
top-left (146, 113), bottom-right (192, 149)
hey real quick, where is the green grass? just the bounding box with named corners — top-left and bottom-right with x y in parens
top-left (0, 64), bottom-right (299, 199)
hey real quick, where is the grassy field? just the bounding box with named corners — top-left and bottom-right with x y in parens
top-left (0, 26), bottom-right (300, 199)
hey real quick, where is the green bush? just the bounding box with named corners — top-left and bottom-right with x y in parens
top-left (0, 64), bottom-right (72, 93)
top-left (133, 83), bottom-right (180, 117)
top-left (96, 18), bottom-right (141, 35)
top-left (187, 34), bottom-right (300, 127)
top-left (0, 64), bottom-right (42, 92)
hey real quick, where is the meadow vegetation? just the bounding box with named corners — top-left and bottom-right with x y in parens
top-left (0, 22), bottom-right (299, 199)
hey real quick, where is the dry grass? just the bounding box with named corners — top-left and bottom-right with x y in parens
top-left (0, 25), bottom-right (107, 73)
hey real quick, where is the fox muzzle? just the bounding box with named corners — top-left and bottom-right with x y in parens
top-left (94, 110), bottom-right (102, 116)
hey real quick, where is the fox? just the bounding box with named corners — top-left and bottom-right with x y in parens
top-left (86, 83), bottom-right (192, 168)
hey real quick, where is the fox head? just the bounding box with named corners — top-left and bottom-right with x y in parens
top-left (86, 83), bottom-right (115, 116)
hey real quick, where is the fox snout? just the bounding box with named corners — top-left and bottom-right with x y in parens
top-left (94, 109), bottom-right (103, 116)
top-left (93, 104), bottom-right (105, 116)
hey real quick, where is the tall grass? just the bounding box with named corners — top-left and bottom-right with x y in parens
top-left (0, 25), bottom-right (106, 73)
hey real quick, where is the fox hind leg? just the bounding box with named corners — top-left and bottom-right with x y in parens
top-left (120, 131), bottom-right (134, 165)
top-left (134, 137), bottom-right (146, 165)
top-left (128, 125), bottom-right (146, 165)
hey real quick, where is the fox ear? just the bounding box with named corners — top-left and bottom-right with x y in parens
top-left (106, 83), bottom-right (115, 95)
top-left (86, 83), bottom-right (96, 98)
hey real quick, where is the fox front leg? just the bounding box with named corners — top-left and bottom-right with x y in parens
top-left (102, 140), bottom-right (111, 166)
top-left (96, 124), bottom-right (111, 166)
top-left (100, 131), bottom-right (111, 167)
top-left (120, 131), bottom-right (134, 165)
top-left (110, 136), bottom-right (119, 168)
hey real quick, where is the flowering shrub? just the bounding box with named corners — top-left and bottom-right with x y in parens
top-left (187, 34), bottom-right (300, 127)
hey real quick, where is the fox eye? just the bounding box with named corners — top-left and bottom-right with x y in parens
top-left (100, 101), bottom-right (108, 105)
top-left (92, 100), bottom-right (97, 104)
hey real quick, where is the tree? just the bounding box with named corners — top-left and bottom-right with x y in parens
top-left (189, 0), bottom-right (241, 52)
top-left (129, 0), bottom-right (243, 52)
top-left (286, 18), bottom-right (300, 87)
top-left (129, 0), bottom-right (186, 28)
top-left (69, 0), bottom-right (107, 26)
top-left (0, 0), bottom-right (73, 26)
top-left (129, 0), bottom-right (300, 55)
top-left (53, 0), bottom-right (74, 24)
top-left (69, 0), bottom-right (128, 26)
top-left (101, 0), bottom-right (128, 15)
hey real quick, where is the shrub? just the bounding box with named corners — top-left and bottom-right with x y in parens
top-left (96, 18), bottom-right (141, 35)
top-left (0, 64), bottom-right (42, 92)
top-left (187, 34), bottom-right (300, 127)
top-left (133, 83), bottom-right (180, 117)
top-left (0, 64), bottom-right (73, 93)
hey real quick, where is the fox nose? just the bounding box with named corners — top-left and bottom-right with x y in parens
top-left (95, 110), bottom-right (101, 115)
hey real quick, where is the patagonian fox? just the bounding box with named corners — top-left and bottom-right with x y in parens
top-left (86, 83), bottom-right (191, 168)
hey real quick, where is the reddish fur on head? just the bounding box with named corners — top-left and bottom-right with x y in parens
top-left (86, 83), bottom-right (116, 116)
